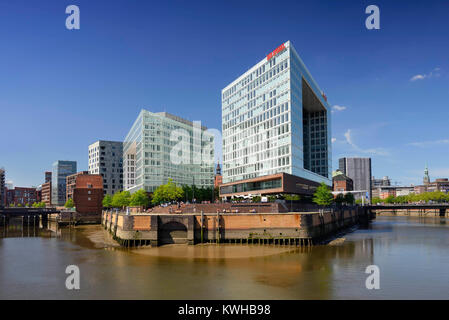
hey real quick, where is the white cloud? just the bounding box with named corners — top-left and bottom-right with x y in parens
top-left (410, 67), bottom-right (442, 81)
top-left (332, 105), bottom-right (347, 113)
top-left (343, 129), bottom-right (389, 156)
top-left (331, 138), bottom-right (337, 143)
top-left (410, 74), bottom-right (426, 81)
top-left (407, 139), bottom-right (449, 147)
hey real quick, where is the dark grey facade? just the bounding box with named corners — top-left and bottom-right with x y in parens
top-left (0, 168), bottom-right (5, 207)
top-left (339, 157), bottom-right (372, 200)
top-left (51, 160), bottom-right (77, 206)
top-left (88, 140), bottom-right (123, 195)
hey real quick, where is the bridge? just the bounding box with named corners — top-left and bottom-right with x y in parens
top-left (367, 204), bottom-right (449, 217)
top-left (0, 207), bottom-right (60, 226)
top-left (367, 204), bottom-right (449, 209)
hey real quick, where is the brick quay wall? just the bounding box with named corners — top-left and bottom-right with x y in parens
top-left (102, 207), bottom-right (374, 247)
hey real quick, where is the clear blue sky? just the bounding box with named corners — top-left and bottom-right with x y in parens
top-left (1, 0), bottom-right (448, 187)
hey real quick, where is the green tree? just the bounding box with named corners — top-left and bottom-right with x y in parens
top-left (130, 189), bottom-right (150, 207)
top-left (252, 196), bottom-right (261, 203)
top-left (343, 193), bottom-right (355, 205)
top-left (214, 187), bottom-right (219, 201)
top-left (152, 179), bottom-right (184, 205)
top-left (371, 197), bottom-right (382, 204)
top-left (334, 193), bottom-right (345, 205)
top-left (102, 194), bottom-right (113, 208)
top-left (313, 182), bottom-right (334, 206)
top-left (111, 191), bottom-right (131, 208)
top-left (384, 195), bottom-right (395, 204)
top-left (64, 198), bottom-right (75, 208)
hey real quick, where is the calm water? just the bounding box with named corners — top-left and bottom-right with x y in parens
top-left (1, 216), bottom-right (449, 299)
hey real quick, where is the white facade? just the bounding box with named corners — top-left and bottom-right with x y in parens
top-left (88, 140), bottom-right (123, 195)
top-left (221, 41), bottom-right (332, 186)
top-left (123, 110), bottom-right (215, 193)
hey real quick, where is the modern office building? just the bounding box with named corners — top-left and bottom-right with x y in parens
top-left (51, 160), bottom-right (77, 206)
top-left (220, 41), bottom-right (331, 199)
top-left (88, 140), bottom-right (123, 195)
top-left (123, 110), bottom-right (215, 193)
top-left (339, 157), bottom-right (372, 200)
top-left (45, 171), bottom-right (52, 183)
top-left (0, 168), bottom-right (5, 206)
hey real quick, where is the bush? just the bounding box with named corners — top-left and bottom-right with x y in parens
top-left (64, 198), bottom-right (74, 208)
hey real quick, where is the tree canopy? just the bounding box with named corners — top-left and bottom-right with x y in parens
top-left (371, 191), bottom-right (449, 204)
top-left (32, 202), bottom-right (46, 208)
top-left (111, 191), bottom-right (131, 208)
top-left (152, 179), bottom-right (184, 205)
top-left (64, 198), bottom-right (74, 208)
top-left (130, 189), bottom-right (150, 207)
top-left (102, 194), bottom-right (113, 208)
top-left (313, 182), bottom-right (334, 206)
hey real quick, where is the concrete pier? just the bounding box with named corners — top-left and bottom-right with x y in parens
top-left (102, 207), bottom-right (374, 247)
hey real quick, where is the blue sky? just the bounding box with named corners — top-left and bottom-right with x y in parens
top-left (0, 0), bottom-right (448, 187)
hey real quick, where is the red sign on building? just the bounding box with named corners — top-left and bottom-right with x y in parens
top-left (267, 43), bottom-right (285, 60)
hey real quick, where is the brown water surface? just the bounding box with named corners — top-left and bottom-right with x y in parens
top-left (1, 216), bottom-right (448, 299)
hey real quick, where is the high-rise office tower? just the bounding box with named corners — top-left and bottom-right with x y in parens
top-left (45, 171), bottom-right (52, 183)
top-left (123, 110), bottom-right (215, 193)
top-left (0, 168), bottom-right (5, 206)
top-left (220, 41), bottom-right (331, 199)
top-left (51, 160), bottom-right (77, 206)
top-left (88, 140), bottom-right (123, 195)
top-left (339, 157), bottom-right (372, 200)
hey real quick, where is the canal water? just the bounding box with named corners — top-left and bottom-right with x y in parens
top-left (0, 216), bottom-right (448, 299)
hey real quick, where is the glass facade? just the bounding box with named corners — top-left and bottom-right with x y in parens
top-left (123, 110), bottom-right (215, 193)
top-left (221, 41), bottom-right (331, 187)
top-left (220, 178), bottom-right (282, 195)
top-left (51, 160), bottom-right (77, 206)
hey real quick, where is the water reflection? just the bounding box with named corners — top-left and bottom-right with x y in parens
top-left (0, 216), bottom-right (448, 299)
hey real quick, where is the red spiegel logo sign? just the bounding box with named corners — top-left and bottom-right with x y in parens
top-left (267, 43), bottom-right (285, 60)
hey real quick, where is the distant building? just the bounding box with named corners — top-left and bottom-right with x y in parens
top-left (395, 186), bottom-right (414, 196)
top-left (427, 178), bottom-right (449, 193)
top-left (339, 157), bottom-right (372, 200)
top-left (214, 162), bottom-right (222, 188)
top-left (36, 185), bottom-right (42, 203)
top-left (423, 164), bottom-right (430, 185)
top-left (123, 110), bottom-right (214, 193)
top-left (0, 168), bottom-right (5, 206)
top-left (51, 160), bottom-right (77, 206)
top-left (72, 174), bottom-right (103, 216)
top-left (372, 186), bottom-right (396, 199)
top-left (41, 181), bottom-right (52, 207)
top-left (45, 171), bottom-right (52, 183)
top-left (372, 176), bottom-right (391, 188)
top-left (414, 165), bottom-right (449, 194)
top-left (66, 171), bottom-right (89, 201)
top-left (88, 140), bottom-right (123, 196)
top-left (5, 187), bottom-right (38, 206)
top-left (332, 172), bottom-right (354, 192)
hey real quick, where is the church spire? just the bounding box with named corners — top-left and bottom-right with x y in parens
top-left (423, 163), bottom-right (430, 185)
